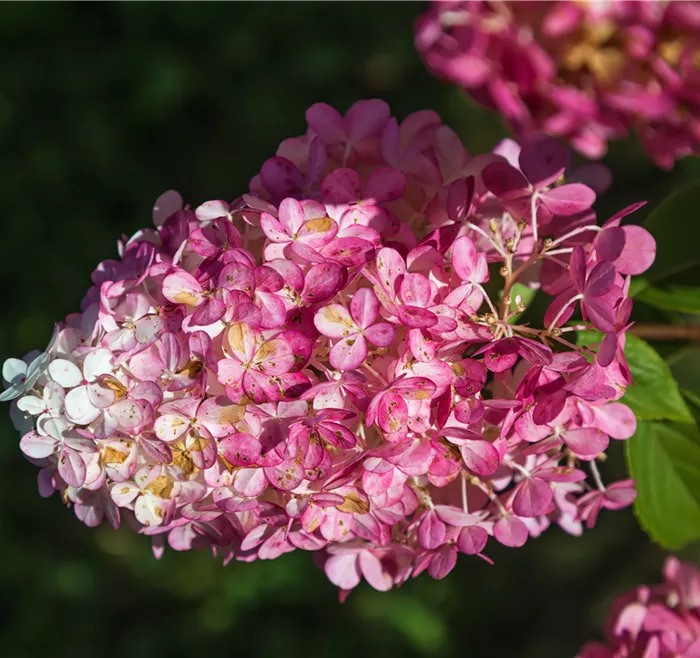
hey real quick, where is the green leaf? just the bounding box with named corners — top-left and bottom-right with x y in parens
top-left (506, 282), bottom-right (538, 324)
top-left (626, 420), bottom-right (700, 549)
top-left (636, 285), bottom-right (700, 315)
top-left (576, 332), bottom-right (693, 423)
top-left (643, 180), bottom-right (700, 285)
top-left (668, 346), bottom-right (700, 391)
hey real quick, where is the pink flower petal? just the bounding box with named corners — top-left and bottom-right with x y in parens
top-left (162, 271), bottom-right (204, 307)
top-left (512, 477), bottom-right (553, 517)
top-left (540, 184), bottom-right (596, 216)
top-left (563, 428), bottom-right (609, 460)
top-left (494, 515), bottom-right (528, 548)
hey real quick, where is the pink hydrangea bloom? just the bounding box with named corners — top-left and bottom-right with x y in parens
top-left (415, 1), bottom-right (700, 169)
top-left (578, 557), bottom-right (700, 657)
top-left (2, 100), bottom-right (656, 595)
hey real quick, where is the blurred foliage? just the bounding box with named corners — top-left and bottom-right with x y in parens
top-left (1, 3), bottom-right (699, 657)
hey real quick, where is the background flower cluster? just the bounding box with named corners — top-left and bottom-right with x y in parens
top-left (416, 1), bottom-right (700, 169)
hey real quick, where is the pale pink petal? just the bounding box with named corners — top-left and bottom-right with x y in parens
top-left (162, 270), bottom-right (204, 307)
top-left (233, 468), bottom-right (268, 497)
top-left (153, 190), bottom-right (183, 227)
top-left (17, 395), bottom-right (46, 415)
top-left (278, 197), bottom-right (305, 236)
top-left (110, 481), bottom-right (140, 507)
top-left (325, 553), bottom-right (361, 590)
top-left (134, 493), bottom-right (166, 527)
top-left (48, 359), bottom-right (82, 388)
top-left (64, 386), bottom-right (101, 425)
top-left (58, 447), bottom-right (87, 487)
top-left (591, 403), bottom-right (637, 440)
top-left (358, 551), bottom-right (393, 591)
top-left (154, 414), bottom-right (190, 442)
top-left (195, 200), bottom-right (230, 222)
top-left (314, 304), bottom-right (357, 339)
top-left (20, 431), bottom-right (57, 459)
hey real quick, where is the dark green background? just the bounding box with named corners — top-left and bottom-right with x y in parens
top-left (1, 4), bottom-right (697, 657)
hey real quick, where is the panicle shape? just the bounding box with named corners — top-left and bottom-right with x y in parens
top-left (415, 1), bottom-right (700, 169)
top-left (2, 100), bottom-right (655, 596)
top-left (578, 557), bottom-right (700, 657)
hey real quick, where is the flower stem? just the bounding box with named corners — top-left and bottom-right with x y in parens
top-left (629, 324), bottom-right (700, 342)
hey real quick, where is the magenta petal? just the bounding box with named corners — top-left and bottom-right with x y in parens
top-left (569, 246), bottom-right (587, 292)
top-left (350, 288), bottom-right (380, 329)
top-left (494, 515), bottom-right (528, 548)
top-left (483, 341), bottom-right (519, 373)
top-left (447, 176), bottom-right (474, 223)
top-left (597, 332), bottom-right (618, 367)
top-left (519, 137), bottom-right (567, 189)
top-left (398, 305), bottom-right (438, 329)
top-left (460, 439), bottom-right (500, 476)
top-left (364, 167), bottom-right (406, 203)
top-left (321, 168), bottom-right (362, 204)
top-left (302, 262), bottom-right (345, 305)
top-left (260, 157), bottom-right (303, 202)
top-left (329, 334), bottom-right (368, 370)
top-left (457, 526), bottom-right (488, 555)
top-left (512, 478), bottom-right (553, 518)
top-left (544, 291), bottom-right (577, 328)
top-left (516, 337), bottom-right (553, 365)
top-left (481, 161), bottom-right (530, 199)
top-left (595, 227), bottom-right (626, 262)
top-left (306, 103), bottom-right (345, 143)
top-left (346, 99), bottom-right (390, 141)
top-left (191, 298), bottom-right (226, 326)
top-left (540, 184), bottom-right (596, 216)
top-left (418, 510), bottom-right (446, 550)
top-left (617, 226), bottom-right (656, 275)
top-left (585, 261), bottom-right (616, 298)
top-left (584, 297), bottom-right (615, 333)
top-left (428, 545), bottom-right (458, 580)
top-left (564, 428), bottom-right (609, 460)
top-left (364, 322), bottom-right (396, 348)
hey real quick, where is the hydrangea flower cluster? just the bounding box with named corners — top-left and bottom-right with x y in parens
top-left (415, 1), bottom-right (700, 169)
top-left (578, 558), bottom-right (700, 657)
top-left (2, 100), bottom-right (656, 594)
